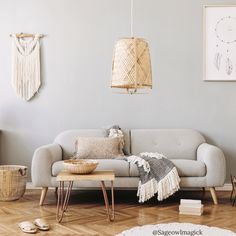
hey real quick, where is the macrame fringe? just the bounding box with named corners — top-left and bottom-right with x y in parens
top-left (137, 167), bottom-right (180, 203)
top-left (12, 34), bottom-right (41, 101)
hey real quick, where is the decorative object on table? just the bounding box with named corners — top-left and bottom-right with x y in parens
top-left (10, 33), bottom-right (44, 101)
top-left (116, 223), bottom-right (236, 236)
top-left (74, 136), bottom-right (124, 159)
top-left (56, 170), bottom-right (115, 223)
top-left (64, 159), bottom-right (98, 174)
top-left (204, 6), bottom-right (236, 81)
top-left (0, 165), bottom-right (27, 201)
top-left (230, 174), bottom-right (236, 206)
top-left (111, 0), bottom-right (152, 94)
top-left (179, 199), bottom-right (204, 216)
top-left (127, 152), bottom-right (180, 203)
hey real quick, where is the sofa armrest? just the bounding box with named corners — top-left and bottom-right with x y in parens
top-left (197, 143), bottom-right (226, 187)
top-left (31, 143), bottom-right (62, 187)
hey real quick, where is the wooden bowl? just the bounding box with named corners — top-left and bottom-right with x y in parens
top-left (63, 159), bottom-right (98, 174)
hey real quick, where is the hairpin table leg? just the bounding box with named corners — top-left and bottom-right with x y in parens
top-left (56, 181), bottom-right (73, 223)
top-left (101, 180), bottom-right (115, 221)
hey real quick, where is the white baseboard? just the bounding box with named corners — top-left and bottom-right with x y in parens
top-left (216, 184), bottom-right (232, 191)
top-left (26, 182), bottom-right (41, 189)
top-left (26, 182), bottom-right (54, 190)
top-left (26, 182), bottom-right (232, 191)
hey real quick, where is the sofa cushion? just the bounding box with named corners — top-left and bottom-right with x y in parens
top-left (52, 159), bottom-right (130, 177)
top-left (129, 159), bottom-right (206, 177)
top-left (75, 137), bottom-right (124, 159)
top-left (130, 129), bottom-right (205, 160)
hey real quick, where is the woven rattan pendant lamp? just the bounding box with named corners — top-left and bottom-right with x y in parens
top-left (111, 0), bottom-right (152, 94)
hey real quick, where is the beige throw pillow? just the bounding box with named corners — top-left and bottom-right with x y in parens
top-left (75, 137), bottom-right (124, 159)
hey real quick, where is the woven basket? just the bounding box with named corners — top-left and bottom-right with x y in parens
top-left (0, 165), bottom-right (27, 201)
top-left (64, 159), bottom-right (98, 174)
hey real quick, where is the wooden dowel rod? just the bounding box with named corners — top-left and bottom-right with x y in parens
top-left (10, 33), bottom-right (44, 38)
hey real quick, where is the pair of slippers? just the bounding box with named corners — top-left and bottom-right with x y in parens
top-left (18, 218), bottom-right (50, 234)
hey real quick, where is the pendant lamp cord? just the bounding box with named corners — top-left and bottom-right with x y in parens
top-left (130, 0), bottom-right (136, 94)
top-left (131, 0), bottom-right (134, 37)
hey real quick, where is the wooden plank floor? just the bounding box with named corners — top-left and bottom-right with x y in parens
top-left (0, 189), bottom-right (235, 235)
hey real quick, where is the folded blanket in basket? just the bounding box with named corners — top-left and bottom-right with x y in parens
top-left (127, 152), bottom-right (180, 203)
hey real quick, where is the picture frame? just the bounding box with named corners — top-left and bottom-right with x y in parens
top-left (203, 5), bottom-right (236, 81)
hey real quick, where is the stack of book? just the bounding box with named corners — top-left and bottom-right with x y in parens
top-left (179, 199), bottom-right (204, 216)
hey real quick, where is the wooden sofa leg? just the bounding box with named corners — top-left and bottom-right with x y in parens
top-left (39, 187), bottom-right (48, 206)
top-left (209, 187), bottom-right (218, 205)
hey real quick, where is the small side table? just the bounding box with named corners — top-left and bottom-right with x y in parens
top-left (56, 170), bottom-right (115, 223)
top-left (230, 174), bottom-right (236, 206)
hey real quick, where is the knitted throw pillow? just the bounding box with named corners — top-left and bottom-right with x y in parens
top-left (75, 137), bottom-right (124, 159)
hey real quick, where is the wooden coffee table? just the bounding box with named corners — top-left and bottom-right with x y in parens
top-left (56, 170), bottom-right (115, 223)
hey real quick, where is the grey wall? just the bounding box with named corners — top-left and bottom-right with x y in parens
top-left (0, 0), bottom-right (235, 182)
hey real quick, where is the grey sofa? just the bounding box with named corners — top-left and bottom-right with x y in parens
top-left (31, 129), bottom-right (226, 206)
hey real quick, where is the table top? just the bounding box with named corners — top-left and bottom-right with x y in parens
top-left (56, 170), bottom-right (115, 181)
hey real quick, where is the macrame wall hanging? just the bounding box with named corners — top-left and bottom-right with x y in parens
top-left (11, 33), bottom-right (44, 101)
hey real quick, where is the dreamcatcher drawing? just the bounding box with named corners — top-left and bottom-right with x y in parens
top-left (214, 16), bottom-right (236, 75)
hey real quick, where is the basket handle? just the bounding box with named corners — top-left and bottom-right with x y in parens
top-left (19, 168), bottom-right (27, 176)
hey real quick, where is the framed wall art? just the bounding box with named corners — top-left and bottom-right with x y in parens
top-left (204, 5), bottom-right (236, 81)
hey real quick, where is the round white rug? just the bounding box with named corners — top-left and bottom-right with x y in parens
top-left (117, 223), bottom-right (236, 236)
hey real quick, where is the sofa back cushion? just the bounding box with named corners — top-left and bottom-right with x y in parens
top-left (54, 129), bottom-right (130, 159)
top-left (130, 129), bottom-right (205, 160)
